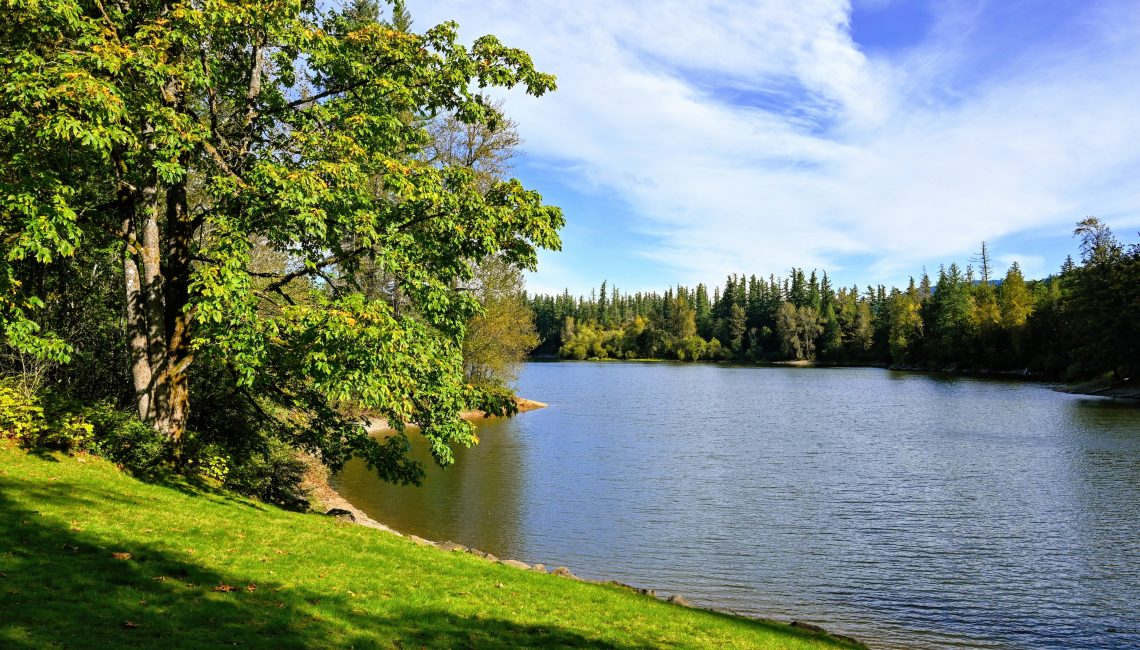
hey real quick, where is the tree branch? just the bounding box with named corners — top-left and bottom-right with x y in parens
top-left (265, 248), bottom-right (369, 293)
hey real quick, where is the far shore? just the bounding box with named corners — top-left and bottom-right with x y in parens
top-left (536, 357), bottom-right (1140, 400)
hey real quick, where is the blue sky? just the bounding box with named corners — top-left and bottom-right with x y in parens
top-left (408, 0), bottom-right (1140, 296)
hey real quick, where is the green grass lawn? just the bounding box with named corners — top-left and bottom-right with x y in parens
top-left (0, 442), bottom-right (861, 649)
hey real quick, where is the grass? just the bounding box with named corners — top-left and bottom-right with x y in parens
top-left (0, 442), bottom-right (861, 649)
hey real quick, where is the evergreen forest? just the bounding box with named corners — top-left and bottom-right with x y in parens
top-left (530, 219), bottom-right (1139, 383)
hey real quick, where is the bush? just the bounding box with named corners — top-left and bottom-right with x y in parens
top-left (85, 403), bottom-right (169, 475)
top-left (0, 383), bottom-right (169, 474)
top-left (0, 380), bottom-right (45, 442)
top-left (223, 438), bottom-right (312, 510)
top-left (0, 380), bottom-right (94, 450)
top-left (3, 376), bottom-right (315, 511)
top-left (37, 393), bottom-right (96, 451)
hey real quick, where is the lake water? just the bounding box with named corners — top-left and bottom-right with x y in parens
top-left (333, 362), bottom-right (1140, 649)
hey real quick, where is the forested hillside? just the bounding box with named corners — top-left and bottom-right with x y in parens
top-left (531, 219), bottom-right (1139, 381)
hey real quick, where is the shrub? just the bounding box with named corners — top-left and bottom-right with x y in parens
top-left (0, 380), bottom-right (45, 442)
top-left (223, 438), bottom-right (312, 510)
top-left (0, 380), bottom-right (94, 450)
top-left (3, 376), bottom-right (315, 511)
top-left (38, 394), bottom-right (96, 451)
top-left (85, 403), bottom-right (169, 475)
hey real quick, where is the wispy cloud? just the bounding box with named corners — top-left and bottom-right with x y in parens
top-left (410, 0), bottom-right (1140, 292)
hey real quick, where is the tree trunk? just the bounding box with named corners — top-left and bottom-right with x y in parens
top-left (124, 179), bottom-right (164, 426)
top-left (157, 180), bottom-right (194, 455)
top-left (122, 175), bottom-right (194, 458)
top-left (121, 34), bottom-right (197, 460)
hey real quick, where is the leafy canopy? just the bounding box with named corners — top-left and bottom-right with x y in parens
top-left (1, 0), bottom-right (563, 483)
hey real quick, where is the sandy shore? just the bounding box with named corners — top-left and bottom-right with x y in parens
top-left (365, 396), bottom-right (548, 433)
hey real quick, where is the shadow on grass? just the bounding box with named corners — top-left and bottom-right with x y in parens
top-left (0, 475), bottom-right (644, 649)
top-left (14, 445), bottom-right (269, 512)
top-left (142, 471), bottom-right (270, 512)
top-left (24, 447), bottom-right (61, 462)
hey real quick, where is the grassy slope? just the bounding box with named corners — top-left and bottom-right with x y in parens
top-left (0, 443), bottom-right (859, 649)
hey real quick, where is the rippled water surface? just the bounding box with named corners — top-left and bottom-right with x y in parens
top-left (334, 363), bottom-right (1140, 648)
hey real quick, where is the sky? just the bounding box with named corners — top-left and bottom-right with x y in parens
top-left (406, 0), bottom-right (1140, 297)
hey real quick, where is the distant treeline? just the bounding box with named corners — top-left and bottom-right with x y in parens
top-left (528, 219), bottom-right (1139, 381)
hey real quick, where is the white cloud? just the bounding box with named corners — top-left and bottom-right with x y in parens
top-left (409, 0), bottom-right (1140, 290)
top-left (994, 254), bottom-right (1046, 282)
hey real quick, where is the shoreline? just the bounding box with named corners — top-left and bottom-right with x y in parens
top-left (364, 396), bottom-right (549, 433)
top-left (538, 357), bottom-right (1140, 400)
top-left (314, 478), bottom-right (865, 648)
top-left (306, 396), bottom-right (550, 533)
top-left (1058, 376), bottom-right (1140, 400)
top-left (312, 398), bottom-right (866, 649)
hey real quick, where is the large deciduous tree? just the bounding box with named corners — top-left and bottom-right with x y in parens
top-left (1, 0), bottom-right (562, 481)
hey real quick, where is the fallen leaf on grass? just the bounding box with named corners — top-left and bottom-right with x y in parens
top-left (0, 571), bottom-right (7, 578)
top-left (275, 602), bottom-right (285, 608)
top-left (112, 552), bottom-right (132, 561)
top-left (214, 584), bottom-right (237, 592)
top-left (122, 621), bottom-right (140, 629)
top-left (152, 576), bottom-right (166, 582)
top-left (245, 583), bottom-right (257, 592)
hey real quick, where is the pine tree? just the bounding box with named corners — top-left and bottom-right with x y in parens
top-left (598, 280), bottom-right (609, 327)
top-left (807, 270), bottom-right (822, 311)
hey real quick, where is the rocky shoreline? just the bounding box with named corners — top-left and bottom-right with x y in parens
top-left (306, 397), bottom-right (591, 580)
top-left (313, 477), bottom-right (863, 647)
top-left (308, 399), bottom-right (866, 648)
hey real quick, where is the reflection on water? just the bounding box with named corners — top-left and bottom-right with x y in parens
top-left (336, 418), bottom-right (526, 557)
top-left (333, 363), bottom-right (1140, 649)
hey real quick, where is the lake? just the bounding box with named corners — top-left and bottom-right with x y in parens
top-left (333, 362), bottom-right (1140, 649)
